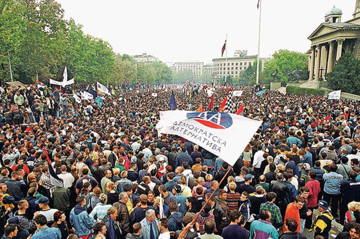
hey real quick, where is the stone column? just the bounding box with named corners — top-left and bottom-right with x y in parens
top-left (336, 39), bottom-right (344, 61)
top-left (327, 41), bottom-right (334, 73)
top-left (320, 45), bottom-right (328, 79)
top-left (309, 46), bottom-right (315, 81)
top-left (314, 45), bottom-right (321, 81)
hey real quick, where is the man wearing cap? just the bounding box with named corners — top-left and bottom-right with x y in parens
top-left (36, 196), bottom-right (58, 225)
top-left (310, 200), bottom-right (333, 239)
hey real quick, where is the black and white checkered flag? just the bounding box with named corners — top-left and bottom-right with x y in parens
top-left (224, 88), bottom-right (234, 113)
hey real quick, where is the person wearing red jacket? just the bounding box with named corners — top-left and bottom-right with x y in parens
top-left (283, 196), bottom-right (305, 233)
top-left (305, 171), bottom-right (321, 228)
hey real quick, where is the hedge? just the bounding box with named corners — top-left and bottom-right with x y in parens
top-left (286, 86), bottom-right (325, 96)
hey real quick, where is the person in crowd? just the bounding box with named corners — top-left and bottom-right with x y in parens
top-left (249, 209), bottom-right (279, 239)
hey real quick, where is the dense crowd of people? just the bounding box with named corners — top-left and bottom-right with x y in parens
top-left (0, 82), bottom-right (359, 239)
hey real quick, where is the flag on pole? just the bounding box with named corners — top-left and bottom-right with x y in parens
top-left (81, 91), bottom-right (93, 101)
top-left (207, 95), bottom-right (214, 110)
top-left (236, 104), bottom-right (244, 115)
top-left (63, 66), bottom-right (68, 82)
top-left (233, 91), bottom-right (243, 97)
top-left (221, 40), bottom-right (227, 57)
top-left (219, 97), bottom-right (227, 112)
top-left (55, 87), bottom-right (60, 91)
top-left (224, 88), bottom-right (234, 113)
top-left (95, 96), bottom-right (103, 108)
top-left (328, 90), bottom-right (341, 99)
top-left (43, 147), bottom-right (63, 188)
top-left (73, 93), bottom-right (81, 103)
top-left (36, 81), bottom-right (46, 88)
top-left (168, 91), bottom-right (177, 110)
top-left (156, 111), bottom-right (262, 166)
top-left (97, 81), bottom-right (111, 96)
top-left (257, 0), bottom-right (260, 9)
top-left (198, 103), bottom-right (204, 112)
top-left (88, 89), bottom-right (98, 99)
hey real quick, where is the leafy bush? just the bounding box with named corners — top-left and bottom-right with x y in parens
top-left (286, 86), bottom-right (325, 96)
top-left (326, 53), bottom-right (360, 94)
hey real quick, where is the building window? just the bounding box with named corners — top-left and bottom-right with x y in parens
top-left (231, 67), bottom-right (233, 70)
top-left (232, 63), bottom-right (234, 66)
top-left (236, 63), bottom-right (238, 65)
top-left (235, 71), bottom-right (238, 74)
top-left (240, 63), bottom-right (242, 66)
top-left (236, 67), bottom-right (238, 70)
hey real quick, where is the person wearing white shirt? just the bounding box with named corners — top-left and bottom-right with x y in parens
top-left (57, 165), bottom-right (75, 188)
top-left (158, 218), bottom-right (170, 239)
top-left (252, 145), bottom-right (264, 178)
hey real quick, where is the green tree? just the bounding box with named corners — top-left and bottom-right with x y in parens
top-left (151, 61), bottom-right (172, 84)
top-left (238, 63), bottom-right (255, 86)
top-left (173, 70), bottom-right (193, 84)
top-left (198, 72), bottom-right (212, 84)
top-left (265, 49), bottom-right (308, 83)
top-left (326, 53), bottom-right (360, 94)
top-left (0, 0), bottom-right (27, 82)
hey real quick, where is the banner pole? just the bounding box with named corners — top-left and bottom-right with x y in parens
top-left (178, 165), bottom-right (233, 239)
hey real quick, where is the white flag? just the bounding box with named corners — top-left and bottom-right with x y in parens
top-left (156, 111), bottom-right (262, 166)
top-left (81, 91), bottom-right (93, 100)
top-left (97, 81), bottom-right (111, 96)
top-left (328, 90), bottom-right (341, 100)
top-left (152, 93), bottom-right (157, 97)
top-left (233, 91), bottom-right (243, 97)
top-left (73, 93), bottom-right (81, 103)
top-left (207, 90), bottom-right (214, 97)
top-left (63, 66), bottom-right (68, 82)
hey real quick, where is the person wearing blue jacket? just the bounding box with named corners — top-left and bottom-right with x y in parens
top-left (70, 196), bottom-right (95, 238)
top-left (172, 185), bottom-right (187, 216)
top-left (323, 164), bottom-right (344, 218)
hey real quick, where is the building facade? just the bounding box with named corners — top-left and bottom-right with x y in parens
top-left (171, 62), bottom-right (204, 78)
top-left (212, 55), bottom-right (269, 80)
top-left (133, 53), bottom-right (159, 63)
top-left (203, 64), bottom-right (213, 76)
top-left (307, 1), bottom-right (360, 81)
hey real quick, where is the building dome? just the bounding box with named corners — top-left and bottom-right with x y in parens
top-left (326, 5), bottom-right (342, 16)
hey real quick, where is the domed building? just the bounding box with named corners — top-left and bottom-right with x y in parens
top-left (307, 1), bottom-right (360, 81)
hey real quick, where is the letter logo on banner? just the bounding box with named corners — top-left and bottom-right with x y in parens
top-left (186, 112), bottom-right (233, 129)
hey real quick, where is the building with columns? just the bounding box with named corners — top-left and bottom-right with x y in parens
top-left (307, 1), bottom-right (360, 81)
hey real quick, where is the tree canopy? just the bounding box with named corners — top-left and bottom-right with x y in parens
top-left (264, 49), bottom-right (308, 83)
top-left (0, 0), bottom-right (172, 85)
top-left (326, 53), bottom-right (360, 94)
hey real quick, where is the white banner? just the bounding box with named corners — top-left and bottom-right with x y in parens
top-left (156, 111), bottom-right (262, 166)
top-left (97, 81), bottom-right (111, 95)
top-left (233, 91), bottom-right (243, 97)
top-left (152, 93), bottom-right (158, 97)
top-left (49, 78), bottom-right (74, 87)
top-left (328, 90), bottom-right (341, 100)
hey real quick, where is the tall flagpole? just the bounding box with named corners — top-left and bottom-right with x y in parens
top-left (225, 34), bottom-right (228, 84)
top-left (256, 0), bottom-right (262, 85)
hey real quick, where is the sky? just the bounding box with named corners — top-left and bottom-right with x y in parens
top-left (56, 0), bottom-right (355, 64)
